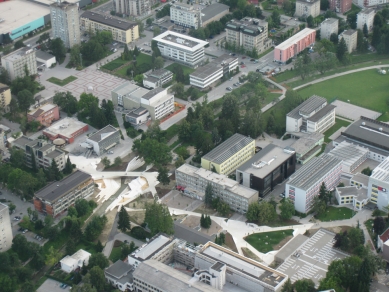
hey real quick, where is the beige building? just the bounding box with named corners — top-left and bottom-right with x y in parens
top-left (81, 11), bottom-right (139, 44)
top-left (295, 0), bottom-right (321, 18)
top-left (114, 0), bottom-right (150, 16)
top-left (50, 1), bottom-right (81, 48)
top-left (0, 83), bottom-right (11, 111)
top-left (320, 18), bottom-right (339, 40)
top-left (357, 8), bottom-right (375, 32)
top-left (170, 2), bottom-right (202, 29)
top-left (339, 29), bottom-right (357, 53)
top-left (0, 203), bottom-right (13, 251)
top-left (1, 48), bottom-right (37, 81)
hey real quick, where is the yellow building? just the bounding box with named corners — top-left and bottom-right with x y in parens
top-left (0, 83), bottom-right (11, 111)
top-left (201, 133), bottom-right (255, 175)
top-left (80, 11), bottom-right (139, 44)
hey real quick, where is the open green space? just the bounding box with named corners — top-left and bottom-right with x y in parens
top-left (109, 246), bottom-right (122, 262)
top-left (315, 206), bottom-right (354, 222)
top-left (115, 53), bottom-right (153, 77)
top-left (245, 230), bottom-right (294, 253)
top-left (165, 63), bottom-right (195, 75)
top-left (323, 118), bottom-right (351, 143)
top-left (47, 76), bottom-right (77, 86)
top-left (101, 58), bottom-right (129, 71)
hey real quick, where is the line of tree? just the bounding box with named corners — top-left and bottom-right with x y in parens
top-left (215, 232), bottom-right (226, 246)
top-left (312, 182), bottom-right (332, 217)
top-left (200, 214), bottom-right (212, 228)
top-left (144, 198), bottom-right (174, 236)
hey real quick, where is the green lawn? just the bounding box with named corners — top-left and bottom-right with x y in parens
top-left (109, 246), bottom-right (122, 262)
top-left (101, 58), bottom-right (128, 71)
top-left (315, 206), bottom-right (354, 222)
top-left (47, 76), bottom-right (77, 86)
top-left (245, 230), bottom-right (294, 253)
top-left (165, 63), bottom-right (195, 75)
top-left (115, 53), bottom-right (152, 77)
top-left (323, 118), bottom-right (351, 143)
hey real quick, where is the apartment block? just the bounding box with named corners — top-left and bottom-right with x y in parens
top-left (80, 11), bottom-right (139, 44)
top-left (353, 0), bottom-right (383, 8)
top-left (286, 154), bottom-right (343, 213)
top-left (357, 8), bottom-right (375, 32)
top-left (330, 0), bottom-right (352, 13)
top-left (170, 2), bottom-right (202, 29)
top-left (201, 133), bottom-right (255, 175)
top-left (295, 0), bottom-right (320, 17)
top-left (368, 157), bottom-right (389, 210)
top-left (34, 170), bottom-right (94, 217)
top-left (0, 83), bottom-right (11, 111)
top-left (176, 164), bottom-right (258, 214)
top-left (114, 0), bottom-right (150, 16)
top-left (27, 103), bottom-right (60, 127)
top-left (50, 1), bottom-right (81, 48)
top-left (320, 18), bottom-right (339, 40)
top-left (0, 203), bottom-right (13, 252)
top-left (339, 29), bottom-right (357, 53)
top-left (225, 17), bottom-right (272, 55)
top-left (1, 47), bottom-right (37, 81)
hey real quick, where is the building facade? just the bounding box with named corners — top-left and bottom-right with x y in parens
top-left (201, 133), bottom-right (255, 175)
top-left (320, 18), bottom-right (339, 40)
top-left (0, 203), bottom-right (13, 252)
top-left (1, 48), bottom-right (37, 81)
top-left (295, 0), bottom-right (320, 17)
top-left (35, 51), bottom-right (56, 68)
top-left (125, 107), bottom-right (150, 126)
top-left (86, 125), bottom-right (120, 156)
top-left (105, 260), bottom-right (134, 292)
top-left (113, 0), bottom-right (150, 16)
top-left (170, 3), bottom-right (202, 29)
top-left (176, 164), bottom-right (258, 214)
top-left (330, 0), bottom-right (352, 13)
top-left (368, 157), bottom-right (389, 210)
top-left (60, 249), bottom-right (91, 273)
top-left (0, 83), bottom-right (11, 111)
top-left (153, 31), bottom-right (208, 68)
top-left (34, 170), bottom-right (94, 217)
top-left (50, 1), bottom-right (81, 48)
top-left (274, 28), bottom-right (316, 63)
top-left (225, 18), bottom-right (272, 55)
top-left (80, 11), bottom-right (139, 44)
top-left (339, 29), bottom-right (357, 53)
top-left (143, 69), bottom-right (173, 89)
top-left (353, 0), bottom-right (382, 8)
top-left (27, 103), bottom-right (60, 127)
top-left (357, 8), bottom-right (375, 32)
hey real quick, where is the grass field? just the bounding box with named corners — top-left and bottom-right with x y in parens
top-left (109, 246), bottom-right (122, 262)
top-left (315, 206), bottom-right (354, 222)
top-left (47, 76), bottom-right (77, 86)
top-left (165, 63), bottom-right (195, 75)
top-left (245, 230), bottom-right (294, 253)
top-left (323, 118), bottom-right (351, 143)
top-left (101, 58), bottom-right (128, 71)
top-left (115, 53), bottom-right (153, 77)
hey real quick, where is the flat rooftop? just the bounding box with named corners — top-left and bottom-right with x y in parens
top-left (2, 47), bottom-right (35, 62)
top-left (237, 144), bottom-right (295, 179)
top-left (142, 87), bottom-right (165, 101)
top-left (0, 0), bottom-right (50, 35)
top-left (371, 157), bottom-right (389, 182)
top-left (13, 135), bottom-right (34, 148)
top-left (201, 3), bottom-right (229, 23)
top-left (275, 28), bottom-right (316, 51)
top-left (336, 186), bottom-right (368, 201)
top-left (190, 62), bottom-right (222, 79)
top-left (351, 172), bottom-right (370, 186)
top-left (342, 29), bottom-right (357, 36)
top-left (130, 234), bottom-right (172, 261)
top-left (153, 31), bottom-right (208, 51)
top-left (226, 18), bottom-right (267, 37)
top-left (112, 82), bottom-right (149, 101)
top-left (87, 125), bottom-right (118, 143)
top-left (359, 8), bottom-right (375, 14)
top-left (287, 95), bottom-right (326, 119)
top-left (147, 68), bottom-right (172, 79)
top-left (35, 50), bottom-right (55, 61)
top-left (43, 118), bottom-right (87, 139)
top-left (327, 141), bottom-right (368, 170)
top-left (28, 103), bottom-right (57, 117)
top-left (308, 104), bottom-right (336, 123)
top-left (289, 132), bottom-right (323, 155)
top-left (321, 18), bottom-right (338, 25)
top-left (81, 11), bottom-right (137, 31)
top-left (105, 260), bottom-right (133, 279)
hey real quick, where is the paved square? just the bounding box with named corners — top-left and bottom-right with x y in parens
top-left (276, 229), bottom-right (348, 287)
top-left (333, 100), bottom-right (381, 121)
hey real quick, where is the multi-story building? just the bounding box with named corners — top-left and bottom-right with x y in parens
top-left (320, 18), bottom-right (339, 40)
top-left (50, 1), bottom-right (81, 48)
top-left (357, 8), bottom-right (375, 32)
top-left (104, 260), bottom-right (135, 292)
top-left (286, 154), bottom-right (343, 213)
top-left (335, 173), bottom-right (369, 210)
top-left (368, 157), bottom-right (389, 210)
top-left (236, 144), bottom-right (296, 197)
top-left (80, 11), bottom-right (139, 44)
top-left (27, 103), bottom-right (60, 127)
top-left (0, 83), bottom-right (11, 111)
top-left (85, 125), bottom-right (120, 156)
top-left (43, 117), bottom-right (89, 144)
top-left (176, 164), bottom-right (258, 214)
top-left (60, 249), bottom-right (91, 273)
top-left (35, 51), bottom-right (56, 68)
top-left (34, 170), bottom-right (94, 217)
top-left (190, 54), bottom-right (239, 88)
top-left (125, 107), bottom-right (150, 126)
top-left (327, 141), bottom-right (369, 173)
top-left (274, 28), bottom-right (316, 63)
top-left (170, 2), bottom-right (202, 29)
top-left (286, 95), bottom-right (336, 134)
top-left (201, 133), bottom-right (255, 175)
top-left (143, 69), bottom-right (173, 89)
top-left (289, 132), bottom-right (324, 165)
top-left (111, 82), bottom-right (174, 120)
top-left (201, 3), bottom-right (230, 27)
top-left (339, 29), bottom-right (357, 53)
top-left (1, 47), bottom-right (37, 81)
top-left (353, 0), bottom-right (382, 8)
top-left (12, 136), bottom-right (66, 171)
top-left (113, 0), bottom-right (150, 16)
top-left (153, 31), bottom-right (208, 68)
top-left (295, 0), bottom-right (320, 17)
top-left (225, 18), bottom-right (272, 55)
top-left (0, 203), bottom-right (13, 251)
top-left (330, 0), bottom-right (352, 13)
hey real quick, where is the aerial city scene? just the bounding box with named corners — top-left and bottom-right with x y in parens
top-left (0, 0), bottom-right (389, 291)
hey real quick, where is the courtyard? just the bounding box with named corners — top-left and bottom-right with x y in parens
top-left (245, 230), bottom-right (294, 253)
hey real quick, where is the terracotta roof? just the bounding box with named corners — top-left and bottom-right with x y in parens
top-left (380, 227), bottom-right (389, 243)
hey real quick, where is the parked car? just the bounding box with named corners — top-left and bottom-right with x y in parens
top-left (232, 53), bottom-right (236, 56)
top-left (250, 58), bottom-right (255, 61)
top-left (226, 87), bottom-right (232, 91)
top-left (242, 56), bottom-right (246, 59)
top-left (22, 229), bottom-right (28, 234)
top-left (229, 77), bottom-right (233, 81)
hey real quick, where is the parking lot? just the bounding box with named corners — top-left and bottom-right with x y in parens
top-left (37, 278), bottom-right (71, 292)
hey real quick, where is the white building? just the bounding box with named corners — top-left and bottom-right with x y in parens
top-left (339, 29), bottom-right (357, 53)
top-left (0, 203), bottom-right (13, 251)
top-left (286, 154), bottom-right (343, 213)
top-left (1, 47), bottom-right (37, 81)
top-left (35, 50), bottom-right (56, 68)
top-left (143, 69), bottom-right (173, 89)
top-left (335, 173), bottom-right (369, 210)
top-left (320, 18), bottom-right (339, 40)
top-left (170, 2), bottom-right (202, 29)
top-left (153, 31), bottom-right (208, 68)
top-left (86, 125), bottom-right (120, 156)
top-left (295, 0), bottom-right (321, 17)
top-left (368, 157), bottom-right (389, 210)
top-left (60, 249), bottom-right (91, 273)
top-left (113, 0), bottom-right (150, 16)
top-left (353, 0), bottom-right (382, 8)
top-left (357, 8), bottom-right (375, 32)
top-left (105, 260), bottom-right (134, 292)
top-left (327, 141), bottom-right (369, 173)
top-left (125, 107), bottom-right (150, 126)
top-left (286, 95), bottom-right (336, 134)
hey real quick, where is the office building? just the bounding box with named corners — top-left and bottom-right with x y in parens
top-left (286, 95), bottom-right (336, 134)
top-left (105, 260), bottom-right (135, 292)
top-left (111, 82), bottom-right (174, 120)
top-left (34, 170), bottom-right (94, 217)
top-left (288, 132), bottom-right (324, 164)
top-left (334, 116), bottom-right (389, 162)
top-left (60, 249), bottom-right (91, 273)
top-left (143, 69), bottom-right (173, 89)
top-left (357, 8), bottom-right (375, 32)
top-left (43, 117), bottom-right (89, 144)
top-left (286, 154), bottom-right (343, 213)
top-left (113, 0), bottom-right (150, 16)
top-left (339, 29), bottom-right (357, 53)
top-left (274, 28), bottom-right (316, 63)
top-left (0, 83), bottom-right (11, 111)
top-left (320, 18), bottom-right (339, 40)
top-left (170, 2), bottom-right (202, 29)
top-left (0, 203), bottom-right (13, 251)
top-left (330, 0), bottom-right (352, 13)
top-left (295, 0), bottom-right (320, 17)
top-left (335, 173), bottom-right (369, 210)
top-left (201, 3), bottom-right (230, 27)
top-left (327, 141), bottom-right (368, 173)
top-left (80, 11), bottom-right (139, 44)
top-left (225, 17), bottom-right (272, 55)
top-left (176, 164), bottom-right (258, 214)
top-left (35, 51), bottom-right (56, 68)
top-left (190, 54), bottom-right (239, 88)
top-left (353, 0), bottom-right (382, 8)
top-left (27, 103), bottom-right (60, 127)
top-left (153, 31), bottom-right (208, 68)
top-left (125, 107), bottom-right (150, 126)
top-left (236, 144), bottom-right (296, 197)
top-left (201, 133), bottom-right (255, 175)
top-left (85, 125), bottom-right (120, 156)
top-left (368, 157), bottom-right (389, 210)
top-left (1, 47), bottom-right (37, 81)
top-left (50, 1), bottom-right (81, 48)
top-left (12, 136), bottom-right (66, 171)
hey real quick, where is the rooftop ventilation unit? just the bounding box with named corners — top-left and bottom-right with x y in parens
top-left (252, 156), bottom-right (277, 169)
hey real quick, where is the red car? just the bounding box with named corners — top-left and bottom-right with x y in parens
top-left (241, 65), bottom-right (246, 68)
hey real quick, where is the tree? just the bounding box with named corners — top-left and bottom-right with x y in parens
top-left (336, 38), bottom-right (349, 64)
top-left (50, 38), bottom-right (66, 61)
top-left (53, 91), bottom-right (78, 115)
top-left (175, 156), bottom-right (185, 168)
top-left (155, 56), bottom-right (164, 69)
top-left (215, 232), bottom-right (225, 245)
top-left (363, 23), bottom-right (369, 37)
top-left (88, 253), bottom-right (109, 270)
top-left (271, 10), bottom-right (281, 27)
top-left (157, 166), bottom-right (170, 185)
top-left (306, 15), bottom-right (314, 28)
top-left (374, 216), bottom-right (385, 235)
top-left (314, 52), bottom-right (337, 74)
top-left (171, 82), bottom-right (185, 99)
top-left (95, 31), bottom-right (113, 45)
top-left (258, 201), bottom-right (277, 224)
top-left (118, 205), bottom-right (131, 232)
top-left (217, 200), bottom-right (230, 216)
top-left (221, 95), bottom-right (240, 132)
top-left (0, 274), bottom-right (17, 292)
top-left (45, 246), bottom-right (61, 266)
top-left (12, 234), bottom-right (31, 261)
top-left (146, 17), bottom-right (154, 26)
top-left (246, 202), bottom-right (260, 221)
top-left (50, 159), bottom-right (62, 181)
top-left (69, 44), bottom-right (82, 68)
top-left (121, 241), bottom-right (137, 260)
top-left (144, 199), bottom-right (174, 236)
top-left (132, 138), bottom-right (172, 166)
top-left (293, 278), bottom-right (315, 292)
top-left (81, 40), bottom-right (105, 63)
top-left (66, 238), bottom-right (77, 255)
top-left (153, 26), bottom-right (161, 37)
top-left (330, 33), bottom-right (339, 45)
top-left (101, 157), bottom-right (111, 168)
top-left (88, 266), bottom-right (106, 292)
top-left (8, 202), bottom-right (16, 214)
top-left (84, 216), bottom-right (108, 241)
top-left (280, 199), bottom-right (295, 220)
top-left (205, 183), bottom-right (213, 208)
top-left (17, 89), bottom-right (35, 113)
top-left (14, 40), bottom-right (25, 50)
top-left (281, 278), bottom-right (294, 292)
top-left (63, 156), bottom-right (73, 175)
top-left (75, 199), bottom-right (91, 217)
top-left (96, 240), bottom-right (104, 252)
top-left (294, 55), bottom-right (313, 80)
top-left (357, 29), bottom-right (369, 53)
top-left (319, 182), bottom-right (332, 206)
top-left (361, 167), bottom-right (372, 176)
